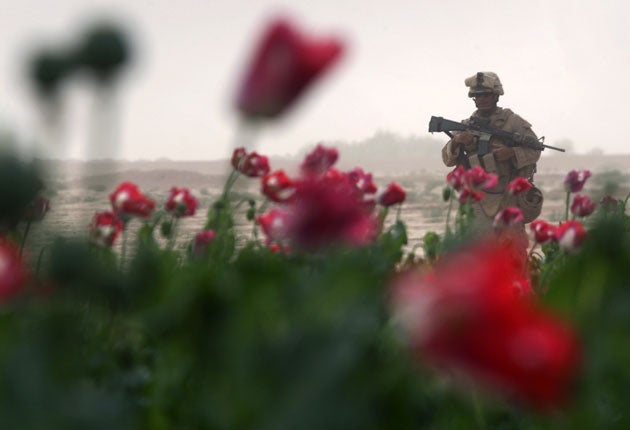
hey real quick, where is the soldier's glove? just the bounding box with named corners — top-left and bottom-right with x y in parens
top-left (451, 131), bottom-right (474, 149)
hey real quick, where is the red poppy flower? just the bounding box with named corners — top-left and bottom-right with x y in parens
top-left (109, 182), bottom-right (156, 219)
top-left (300, 144), bottom-right (339, 177)
top-left (563, 170), bottom-right (591, 193)
top-left (165, 187), bottom-right (198, 217)
top-left (378, 182), bottom-right (406, 207)
top-left (0, 239), bottom-right (29, 303)
top-left (530, 220), bottom-right (557, 244)
top-left (231, 147), bottom-right (248, 171)
top-left (90, 211), bottom-right (124, 247)
top-left (261, 170), bottom-right (296, 202)
top-left (570, 194), bottom-right (596, 218)
top-left (507, 177), bottom-right (532, 195)
top-left (240, 152), bottom-right (271, 178)
top-left (235, 17), bottom-right (344, 119)
top-left (390, 239), bottom-right (580, 411)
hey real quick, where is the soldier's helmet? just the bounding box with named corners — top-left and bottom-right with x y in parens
top-left (465, 71), bottom-right (504, 97)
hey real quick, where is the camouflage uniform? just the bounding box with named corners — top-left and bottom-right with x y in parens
top-left (441, 73), bottom-right (541, 233)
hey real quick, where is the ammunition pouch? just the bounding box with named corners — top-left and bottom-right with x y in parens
top-left (517, 185), bottom-right (543, 223)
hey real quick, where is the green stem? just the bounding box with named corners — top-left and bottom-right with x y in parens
top-left (167, 217), bottom-right (180, 251)
top-left (35, 245), bottom-right (48, 277)
top-left (622, 191), bottom-right (630, 213)
top-left (120, 225), bottom-right (128, 272)
top-left (471, 388), bottom-right (486, 430)
top-left (19, 220), bottom-right (32, 260)
top-left (445, 192), bottom-right (454, 233)
top-left (564, 191), bottom-right (571, 222)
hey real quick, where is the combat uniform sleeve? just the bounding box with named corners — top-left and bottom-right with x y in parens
top-left (506, 113), bottom-right (541, 169)
top-left (441, 139), bottom-right (461, 167)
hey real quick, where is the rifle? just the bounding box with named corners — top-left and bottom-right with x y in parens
top-left (428, 115), bottom-right (565, 152)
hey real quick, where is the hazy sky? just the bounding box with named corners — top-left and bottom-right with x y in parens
top-left (1, 0), bottom-right (629, 160)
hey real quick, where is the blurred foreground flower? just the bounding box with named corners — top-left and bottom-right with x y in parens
top-left (109, 182), bottom-right (156, 219)
top-left (235, 17), bottom-right (344, 119)
top-left (0, 239), bottom-right (29, 302)
top-left (390, 239), bottom-right (580, 411)
top-left (284, 175), bottom-right (377, 250)
top-left (192, 230), bottom-right (216, 256)
top-left (257, 145), bottom-right (379, 251)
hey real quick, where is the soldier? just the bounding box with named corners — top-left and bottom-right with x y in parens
top-left (441, 71), bottom-right (543, 236)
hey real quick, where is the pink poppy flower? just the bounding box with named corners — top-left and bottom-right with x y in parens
top-left (458, 188), bottom-right (485, 203)
top-left (235, 17), bottom-right (344, 119)
top-left (493, 207), bottom-right (524, 229)
top-left (464, 165), bottom-right (499, 191)
top-left (109, 182), bottom-right (156, 219)
top-left (507, 177), bottom-right (533, 195)
top-left (563, 170), bottom-right (591, 193)
top-left (570, 194), bottom-right (596, 218)
top-left (165, 187), bottom-right (198, 217)
top-left (90, 211), bottom-right (124, 247)
top-left (446, 166), bottom-right (466, 191)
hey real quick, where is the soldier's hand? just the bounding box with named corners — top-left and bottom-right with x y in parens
top-left (451, 131), bottom-right (474, 148)
top-left (494, 146), bottom-right (515, 161)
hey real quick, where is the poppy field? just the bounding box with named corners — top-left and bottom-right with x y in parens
top-left (2, 14), bottom-right (630, 430)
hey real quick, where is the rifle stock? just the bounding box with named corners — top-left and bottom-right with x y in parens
top-left (428, 115), bottom-right (565, 152)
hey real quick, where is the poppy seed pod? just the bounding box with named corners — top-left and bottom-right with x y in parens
top-left (76, 24), bottom-right (131, 83)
